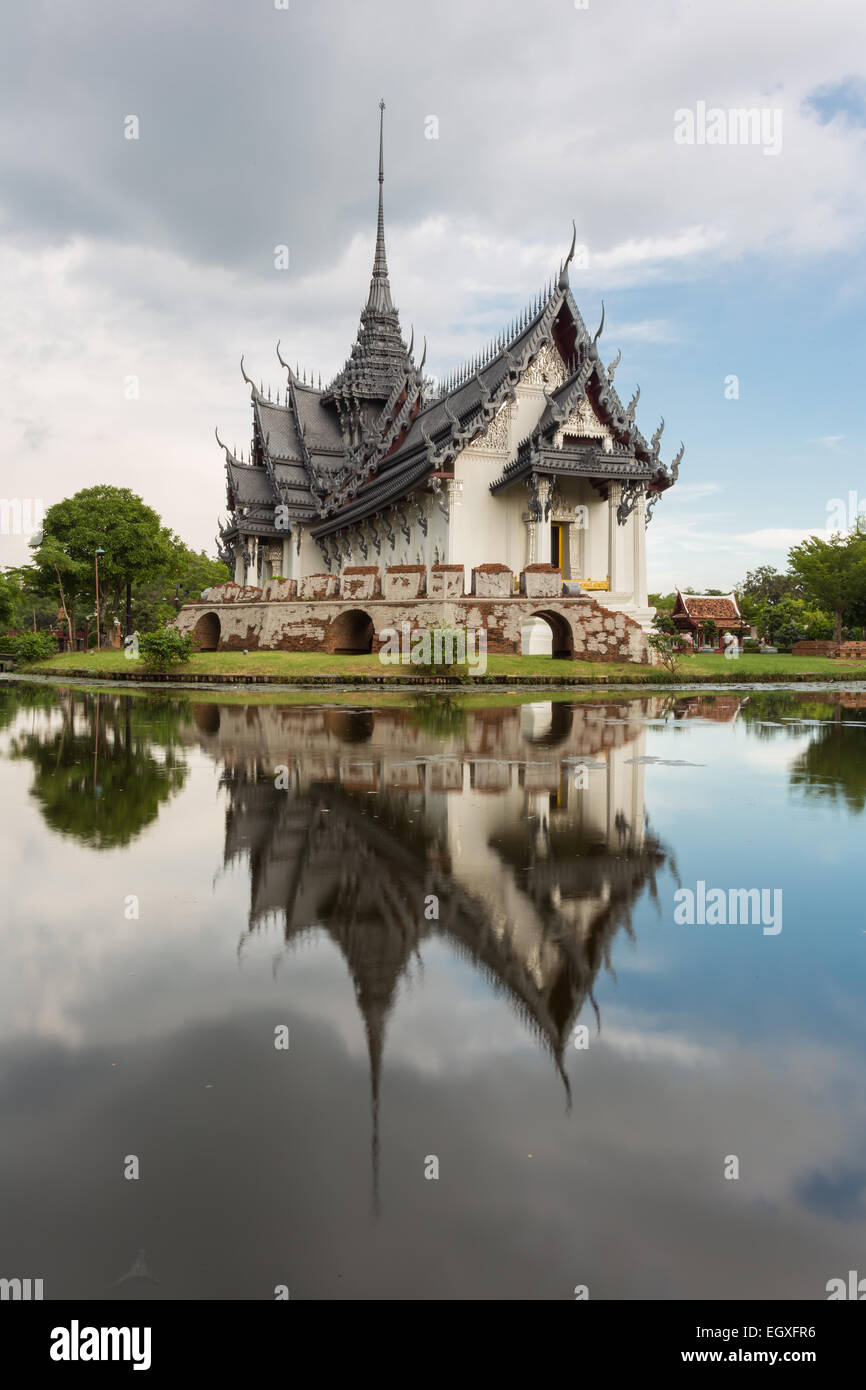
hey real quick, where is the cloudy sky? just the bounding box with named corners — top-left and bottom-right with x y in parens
top-left (1, 0), bottom-right (864, 590)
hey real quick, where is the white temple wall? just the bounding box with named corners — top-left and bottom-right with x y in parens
top-left (426, 498), bottom-right (449, 568)
top-left (297, 527), bottom-right (323, 577)
top-left (451, 449), bottom-right (513, 576)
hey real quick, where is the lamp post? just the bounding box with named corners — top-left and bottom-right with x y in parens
top-left (94, 547), bottom-right (105, 651)
top-left (162, 585), bottom-right (185, 614)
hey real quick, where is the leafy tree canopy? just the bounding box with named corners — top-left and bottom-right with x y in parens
top-left (36, 486), bottom-right (173, 590)
top-left (787, 532), bottom-right (866, 643)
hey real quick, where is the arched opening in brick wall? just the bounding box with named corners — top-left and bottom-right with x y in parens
top-left (527, 610), bottom-right (574, 660)
top-left (193, 611), bottom-right (221, 651)
top-left (330, 608), bottom-right (375, 654)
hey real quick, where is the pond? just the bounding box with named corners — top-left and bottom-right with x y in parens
top-left (1, 681), bottom-right (864, 1300)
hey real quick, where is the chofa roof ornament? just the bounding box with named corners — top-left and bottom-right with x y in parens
top-left (558, 219), bottom-right (577, 290)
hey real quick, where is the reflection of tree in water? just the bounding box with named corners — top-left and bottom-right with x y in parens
top-left (8, 689), bottom-right (189, 847)
top-left (408, 694), bottom-right (468, 741)
top-left (727, 691), bottom-right (866, 810)
top-left (0, 682), bottom-right (59, 734)
top-left (790, 723), bottom-right (866, 813)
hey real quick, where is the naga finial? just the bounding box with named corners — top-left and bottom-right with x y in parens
top-left (558, 220), bottom-right (577, 289)
top-left (240, 355), bottom-right (256, 390)
top-left (607, 348), bottom-right (622, 384)
top-left (593, 301), bottom-right (605, 344)
top-left (276, 340), bottom-right (293, 376)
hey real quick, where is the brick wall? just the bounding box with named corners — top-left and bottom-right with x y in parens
top-left (792, 640), bottom-right (839, 657)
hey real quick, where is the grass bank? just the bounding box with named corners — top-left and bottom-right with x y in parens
top-left (19, 649), bottom-right (866, 685)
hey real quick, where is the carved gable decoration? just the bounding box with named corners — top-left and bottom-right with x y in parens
top-left (554, 394), bottom-right (613, 451)
top-left (467, 402), bottom-right (511, 454)
top-left (521, 342), bottom-right (567, 389)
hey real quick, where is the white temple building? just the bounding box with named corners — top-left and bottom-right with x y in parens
top-left (214, 103), bottom-right (683, 638)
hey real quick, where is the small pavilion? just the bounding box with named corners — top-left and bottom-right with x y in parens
top-left (670, 591), bottom-right (746, 649)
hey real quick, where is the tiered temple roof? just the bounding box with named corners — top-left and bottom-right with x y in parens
top-left (217, 104), bottom-right (683, 560)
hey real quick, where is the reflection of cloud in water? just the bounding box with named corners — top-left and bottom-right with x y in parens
top-left (625, 756), bottom-right (704, 766)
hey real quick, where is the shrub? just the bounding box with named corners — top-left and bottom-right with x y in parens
top-left (138, 628), bottom-right (195, 671)
top-left (652, 611), bottom-right (678, 636)
top-left (647, 631), bottom-right (682, 676)
top-left (772, 619), bottom-right (805, 649)
top-left (409, 624), bottom-right (473, 680)
top-left (7, 630), bottom-right (58, 662)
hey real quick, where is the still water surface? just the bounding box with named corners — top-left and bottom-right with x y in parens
top-left (1, 681), bottom-right (865, 1299)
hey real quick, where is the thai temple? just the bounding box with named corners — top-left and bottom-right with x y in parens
top-left (184, 102), bottom-right (684, 661)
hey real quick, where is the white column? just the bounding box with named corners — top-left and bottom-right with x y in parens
top-left (446, 481), bottom-right (460, 564)
top-left (524, 516), bottom-right (537, 566)
top-left (536, 479), bottom-right (552, 563)
top-left (608, 484), bottom-right (623, 592)
top-left (281, 537), bottom-right (291, 577)
top-left (569, 514), bottom-right (583, 579)
top-left (234, 539), bottom-right (245, 585)
top-left (633, 489), bottom-right (648, 606)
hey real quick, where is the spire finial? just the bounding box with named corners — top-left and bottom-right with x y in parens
top-left (365, 99), bottom-right (394, 315)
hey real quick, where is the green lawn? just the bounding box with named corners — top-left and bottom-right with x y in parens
top-left (19, 649), bottom-right (866, 683)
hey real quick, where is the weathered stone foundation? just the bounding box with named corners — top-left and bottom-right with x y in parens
top-left (179, 569), bottom-right (651, 663)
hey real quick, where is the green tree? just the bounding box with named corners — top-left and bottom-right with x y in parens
top-left (652, 609), bottom-right (677, 636)
top-left (647, 631), bottom-right (682, 676)
top-left (131, 539), bottom-right (229, 631)
top-left (787, 532), bottom-right (866, 644)
top-left (0, 571), bottom-right (15, 629)
top-left (32, 486), bottom-right (174, 641)
top-left (736, 566), bottom-right (804, 631)
top-left (648, 591), bottom-right (676, 613)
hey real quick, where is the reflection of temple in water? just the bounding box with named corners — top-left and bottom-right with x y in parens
top-left (186, 698), bottom-right (675, 1202)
